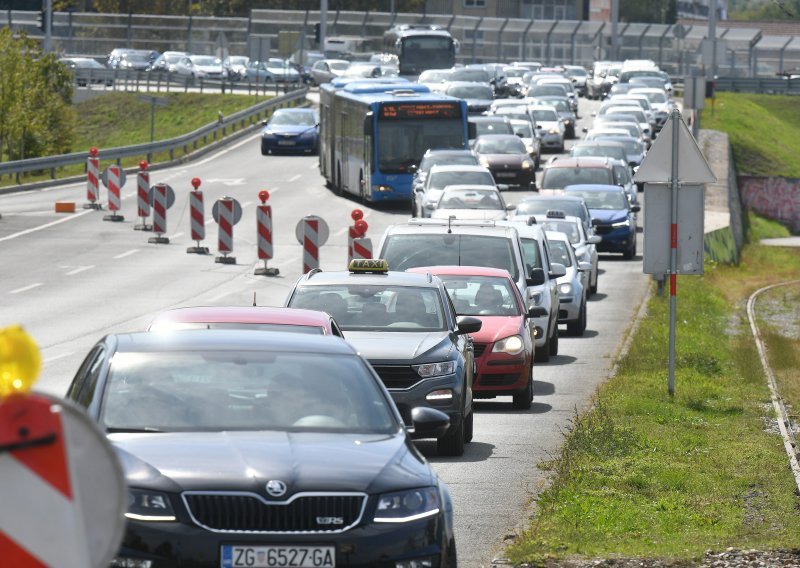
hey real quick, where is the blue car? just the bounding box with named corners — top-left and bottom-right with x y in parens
top-left (564, 184), bottom-right (640, 260)
top-left (260, 108), bottom-right (319, 155)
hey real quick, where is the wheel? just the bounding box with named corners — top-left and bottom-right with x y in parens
top-left (512, 370), bottom-right (533, 410)
top-left (548, 325), bottom-right (559, 356)
top-left (260, 143), bottom-right (269, 156)
top-left (335, 163), bottom-right (344, 196)
top-left (437, 413), bottom-right (465, 456)
top-left (534, 331), bottom-right (550, 363)
top-left (623, 240), bottom-right (636, 260)
top-left (410, 197), bottom-right (418, 218)
top-left (567, 301), bottom-right (587, 337)
top-left (464, 411), bottom-right (473, 443)
top-left (589, 264), bottom-right (598, 295)
top-left (445, 538), bottom-right (457, 568)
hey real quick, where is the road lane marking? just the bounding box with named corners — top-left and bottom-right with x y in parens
top-left (333, 227), bottom-right (348, 237)
top-left (65, 265), bottom-right (95, 276)
top-left (241, 201), bottom-right (253, 208)
top-left (170, 232), bottom-right (184, 239)
top-left (10, 283), bottom-right (43, 294)
top-left (0, 209), bottom-right (94, 242)
top-left (288, 174), bottom-right (301, 182)
top-left (43, 352), bottom-right (74, 364)
top-left (113, 249), bottom-right (140, 259)
top-left (309, 163), bottom-right (318, 170)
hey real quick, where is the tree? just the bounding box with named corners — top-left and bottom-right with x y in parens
top-left (0, 28), bottom-right (76, 163)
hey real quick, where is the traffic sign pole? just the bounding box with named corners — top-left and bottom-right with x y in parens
top-left (668, 109), bottom-right (680, 397)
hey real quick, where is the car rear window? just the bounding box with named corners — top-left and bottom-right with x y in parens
top-left (382, 234), bottom-right (519, 280)
top-left (541, 167), bottom-right (613, 189)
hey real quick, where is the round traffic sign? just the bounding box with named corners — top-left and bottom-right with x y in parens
top-left (100, 165), bottom-right (127, 189)
top-left (147, 183), bottom-right (176, 209)
top-left (212, 198), bottom-right (243, 225)
top-left (295, 215), bottom-right (329, 246)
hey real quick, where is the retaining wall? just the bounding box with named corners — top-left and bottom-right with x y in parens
top-left (738, 176), bottom-right (800, 233)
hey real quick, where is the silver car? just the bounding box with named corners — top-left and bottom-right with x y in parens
top-left (414, 164), bottom-right (498, 219)
top-left (545, 230), bottom-right (591, 337)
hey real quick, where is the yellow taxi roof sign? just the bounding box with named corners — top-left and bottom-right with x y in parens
top-left (348, 259), bottom-right (389, 273)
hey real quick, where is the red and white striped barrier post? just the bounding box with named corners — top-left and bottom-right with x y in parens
top-left (133, 160), bottom-right (152, 231)
top-left (102, 164), bottom-right (125, 222)
top-left (148, 183), bottom-right (172, 244)
top-left (84, 146), bottom-right (101, 210)
top-left (294, 215), bottom-right (330, 274)
top-left (213, 196), bottom-right (242, 265)
top-left (186, 177), bottom-right (209, 254)
top-left (254, 190), bottom-right (279, 276)
top-left (352, 219), bottom-right (373, 260)
top-left (347, 208), bottom-right (364, 264)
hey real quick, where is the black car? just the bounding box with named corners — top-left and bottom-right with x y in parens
top-left (66, 330), bottom-right (458, 567)
top-left (286, 260), bottom-right (481, 457)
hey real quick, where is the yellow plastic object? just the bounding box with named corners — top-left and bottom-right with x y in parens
top-left (348, 258), bottom-right (389, 273)
top-left (0, 325), bottom-right (41, 398)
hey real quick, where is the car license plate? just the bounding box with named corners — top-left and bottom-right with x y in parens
top-left (496, 172), bottom-right (516, 178)
top-left (277, 141), bottom-right (296, 146)
top-left (222, 545), bottom-right (335, 568)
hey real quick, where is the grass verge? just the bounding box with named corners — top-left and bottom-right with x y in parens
top-left (1, 92), bottom-right (272, 188)
top-left (700, 93), bottom-right (800, 177)
top-left (507, 213), bottom-right (800, 564)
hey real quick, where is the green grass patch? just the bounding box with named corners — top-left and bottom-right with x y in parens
top-left (507, 218), bottom-right (800, 564)
top-left (700, 93), bottom-right (800, 177)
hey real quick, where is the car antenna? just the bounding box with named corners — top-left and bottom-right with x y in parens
top-left (253, 292), bottom-right (257, 307)
top-left (447, 215), bottom-right (456, 234)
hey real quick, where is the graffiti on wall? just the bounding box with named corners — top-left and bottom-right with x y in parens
top-left (738, 176), bottom-right (800, 232)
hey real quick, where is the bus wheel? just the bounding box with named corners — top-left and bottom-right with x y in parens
top-left (335, 163), bottom-right (343, 196)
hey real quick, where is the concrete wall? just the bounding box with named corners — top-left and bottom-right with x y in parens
top-left (738, 175), bottom-right (800, 233)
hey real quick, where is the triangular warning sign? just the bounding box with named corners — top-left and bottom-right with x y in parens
top-left (633, 111), bottom-right (717, 185)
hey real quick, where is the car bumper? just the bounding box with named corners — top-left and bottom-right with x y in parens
top-left (489, 167), bottom-right (535, 187)
top-left (594, 226), bottom-right (636, 253)
top-left (115, 513), bottom-right (448, 567)
top-left (261, 136), bottom-right (318, 152)
top-left (557, 295), bottom-right (580, 322)
top-left (539, 134), bottom-right (563, 148)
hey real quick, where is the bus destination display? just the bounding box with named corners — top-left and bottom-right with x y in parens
top-left (380, 102), bottom-right (461, 120)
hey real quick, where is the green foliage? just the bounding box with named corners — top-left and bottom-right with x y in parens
top-left (0, 28), bottom-right (76, 162)
top-left (87, 0), bottom-right (425, 16)
top-left (729, 0), bottom-right (800, 20)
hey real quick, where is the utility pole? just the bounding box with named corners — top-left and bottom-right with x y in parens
top-left (708, 0), bottom-right (717, 80)
top-left (44, 0), bottom-right (53, 53)
top-left (320, 0), bottom-right (328, 54)
top-left (610, 0), bottom-right (619, 61)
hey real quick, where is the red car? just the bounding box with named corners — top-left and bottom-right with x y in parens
top-left (407, 266), bottom-right (539, 409)
top-left (147, 306), bottom-right (344, 337)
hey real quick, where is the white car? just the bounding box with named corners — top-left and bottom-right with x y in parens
top-left (189, 55), bottom-right (225, 80)
top-left (414, 164), bottom-right (498, 219)
top-left (628, 87), bottom-right (674, 130)
top-left (545, 229), bottom-right (590, 336)
top-left (528, 105), bottom-right (565, 152)
top-left (309, 59), bottom-right (349, 85)
top-left (429, 185), bottom-right (515, 221)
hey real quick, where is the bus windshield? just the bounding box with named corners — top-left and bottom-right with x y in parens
top-left (377, 119), bottom-right (465, 173)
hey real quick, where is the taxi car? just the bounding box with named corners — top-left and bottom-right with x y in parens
top-left (285, 259), bottom-right (482, 457)
top-left (409, 266), bottom-right (541, 409)
top-left (67, 330), bottom-right (457, 567)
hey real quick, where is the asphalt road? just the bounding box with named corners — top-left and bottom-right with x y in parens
top-left (0, 95), bottom-right (649, 567)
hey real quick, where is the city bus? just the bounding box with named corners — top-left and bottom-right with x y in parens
top-left (319, 81), bottom-right (469, 203)
top-left (382, 25), bottom-right (459, 76)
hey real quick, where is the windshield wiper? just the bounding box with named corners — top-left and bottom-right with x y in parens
top-left (106, 427), bottom-right (164, 433)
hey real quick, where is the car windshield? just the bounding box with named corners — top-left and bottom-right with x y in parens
top-left (475, 137), bottom-right (526, 154)
top-left (420, 154), bottom-right (479, 173)
top-left (572, 145), bottom-right (626, 161)
top-left (540, 98), bottom-right (570, 112)
top-left (607, 108), bottom-right (646, 123)
top-left (192, 56), bottom-right (220, 66)
top-left (439, 275), bottom-right (522, 316)
top-left (595, 123), bottom-right (639, 137)
top-left (429, 170), bottom-right (494, 189)
top-left (519, 238), bottom-right (542, 270)
top-left (511, 122), bottom-right (533, 138)
top-left (447, 85), bottom-right (493, 99)
top-left (150, 322), bottom-right (325, 334)
top-left (568, 190), bottom-right (628, 210)
top-left (449, 69), bottom-right (490, 82)
top-left (419, 69), bottom-right (450, 82)
top-left (516, 200), bottom-right (586, 221)
top-left (102, 351), bottom-right (396, 433)
top-left (474, 121), bottom-right (512, 136)
top-left (269, 111), bottom-right (316, 126)
top-left (329, 61), bottom-right (349, 71)
top-left (530, 86), bottom-right (566, 97)
top-left (595, 137), bottom-right (643, 155)
top-left (531, 109), bottom-right (558, 121)
top-left (541, 167), bottom-right (613, 189)
top-left (614, 165), bottom-right (632, 185)
top-left (438, 188), bottom-right (503, 210)
top-left (547, 239), bottom-right (573, 267)
top-left (382, 234), bottom-right (519, 280)
top-left (289, 286), bottom-right (445, 332)
top-left (540, 221), bottom-right (580, 244)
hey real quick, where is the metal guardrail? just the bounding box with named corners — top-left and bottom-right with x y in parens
top-left (714, 76), bottom-right (800, 95)
top-left (0, 87), bottom-right (309, 185)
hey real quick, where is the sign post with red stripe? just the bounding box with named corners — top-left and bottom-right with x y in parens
top-left (83, 147), bottom-right (101, 210)
top-left (101, 164), bottom-right (126, 222)
top-left (255, 190), bottom-right (279, 276)
top-left (134, 160), bottom-right (152, 231)
top-left (295, 215), bottom-right (330, 274)
top-left (147, 183), bottom-right (175, 245)
top-left (0, 325), bottom-right (126, 568)
top-left (212, 196), bottom-right (243, 265)
top-left (186, 177), bottom-right (209, 255)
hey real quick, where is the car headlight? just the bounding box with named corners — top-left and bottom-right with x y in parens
top-left (413, 361), bottom-right (456, 378)
top-left (563, 119), bottom-right (572, 125)
top-left (479, 157), bottom-right (490, 168)
top-left (374, 487), bottom-right (440, 523)
top-left (559, 283), bottom-right (573, 295)
top-left (612, 219), bottom-right (631, 228)
top-left (525, 143), bottom-right (534, 154)
top-left (548, 128), bottom-right (560, 135)
top-left (521, 160), bottom-right (531, 169)
top-left (126, 489), bottom-right (176, 521)
top-left (492, 335), bottom-right (524, 355)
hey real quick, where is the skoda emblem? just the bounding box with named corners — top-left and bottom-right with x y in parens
top-left (266, 480), bottom-right (287, 497)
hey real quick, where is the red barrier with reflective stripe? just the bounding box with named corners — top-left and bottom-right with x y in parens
top-left (303, 218), bottom-right (320, 273)
top-left (257, 205), bottom-right (273, 260)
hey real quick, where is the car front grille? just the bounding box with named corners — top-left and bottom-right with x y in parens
top-left (593, 224), bottom-right (613, 234)
top-left (473, 343), bottom-right (488, 358)
top-left (477, 373), bottom-right (519, 387)
top-left (371, 365), bottom-right (421, 389)
top-left (182, 492), bottom-right (367, 534)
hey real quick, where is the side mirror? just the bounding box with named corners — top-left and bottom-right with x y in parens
top-left (528, 306), bottom-right (547, 319)
top-left (581, 127), bottom-right (588, 133)
top-left (408, 164), bottom-right (418, 174)
top-left (363, 112), bottom-right (374, 136)
top-left (516, 132), bottom-right (524, 138)
top-left (578, 261), bottom-right (592, 272)
top-left (506, 203), bottom-right (517, 210)
top-left (591, 218), bottom-right (600, 227)
top-left (262, 119), bottom-right (269, 126)
top-left (630, 204), bottom-right (641, 213)
top-left (527, 267), bottom-right (545, 286)
top-left (587, 235), bottom-right (602, 244)
top-left (549, 262), bottom-right (567, 278)
top-left (408, 407), bottom-right (450, 439)
top-left (424, 203), bottom-right (435, 210)
top-left (456, 315), bottom-right (482, 335)
top-left (497, 184), bottom-right (509, 191)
